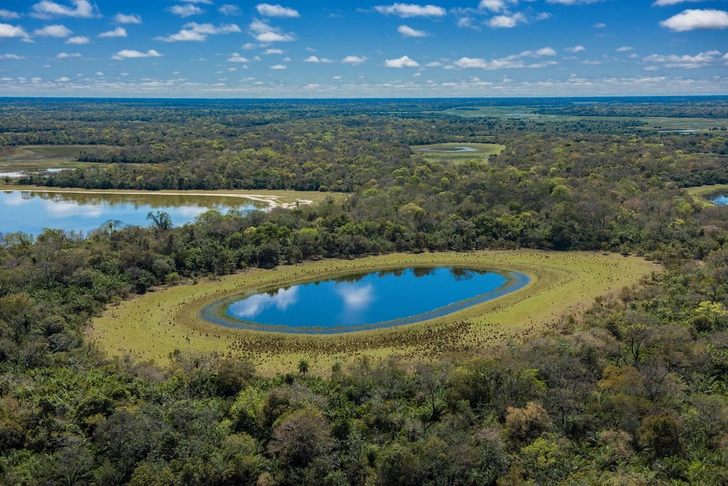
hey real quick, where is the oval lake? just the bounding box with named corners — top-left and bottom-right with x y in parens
top-left (203, 267), bottom-right (530, 333)
top-left (0, 190), bottom-right (268, 236)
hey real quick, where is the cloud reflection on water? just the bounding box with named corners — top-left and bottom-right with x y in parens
top-left (229, 286), bottom-right (300, 319)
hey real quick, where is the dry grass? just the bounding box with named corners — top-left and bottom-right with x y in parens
top-left (88, 251), bottom-right (660, 376)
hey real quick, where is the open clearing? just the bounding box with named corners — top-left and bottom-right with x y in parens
top-left (686, 184), bottom-right (728, 207)
top-left (412, 142), bottom-right (505, 163)
top-left (0, 145), bottom-right (106, 173)
top-left (89, 251), bottom-right (659, 376)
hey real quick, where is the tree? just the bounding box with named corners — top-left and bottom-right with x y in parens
top-left (147, 211), bottom-right (173, 231)
top-left (298, 359), bottom-right (309, 377)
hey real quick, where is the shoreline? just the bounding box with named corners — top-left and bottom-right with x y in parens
top-left (0, 185), bottom-right (318, 209)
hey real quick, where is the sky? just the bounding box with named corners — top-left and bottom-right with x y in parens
top-left (0, 0), bottom-right (726, 98)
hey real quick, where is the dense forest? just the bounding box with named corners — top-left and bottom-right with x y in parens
top-left (1, 98), bottom-right (728, 484)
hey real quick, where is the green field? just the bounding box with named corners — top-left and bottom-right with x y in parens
top-left (686, 183), bottom-right (728, 207)
top-left (411, 142), bottom-right (506, 163)
top-left (0, 145), bottom-right (105, 174)
top-left (89, 251), bottom-right (660, 376)
top-left (433, 106), bottom-right (728, 133)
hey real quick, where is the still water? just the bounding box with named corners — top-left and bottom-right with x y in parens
top-left (207, 267), bottom-right (530, 333)
top-left (0, 191), bottom-right (267, 235)
top-left (712, 195), bottom-right (728, 206)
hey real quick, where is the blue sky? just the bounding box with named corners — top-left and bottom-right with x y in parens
top-left (0, 0), bottom-right (726, 97)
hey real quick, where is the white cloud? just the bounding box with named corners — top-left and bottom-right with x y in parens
top-left (425, 61), bottom-right (441, 67)
top-left (114, 13), bottom-right (141, 24)
top-left (660, 9), bottom-right (728, 31)
top-left (66, 35), bottom-right (89, 44)
top-left (454, 57), bottom-right (489, 69)
top-left (565, 45), bottom-right (585, 53)
top-left (219, 5), bottom-right (241, 16)
top-left (227, 52), bottom-right (249, 62)
top-left (342, 55), bottom-right (367, 65)
top-left (31, 0), bottom-right (97, 19)
top-left (56, 76), bottom-right (70, 82)
top-left (593, 22), bottom-right (606, 28)
top-left (398, 24), bottom-right (428, 37)
top-left (374, 3), bottom-right (447, 18)
top-left (249, 19), bottom-right (296, 42)
top-left (546, 0), bottom-right (607, 4)
top-left (34, 24), bottom-right (73, 37)
top-left (489, 13), bottom-right (526, 28)
top-left (0, 10), bottom-right (21, 20)
top-left (168, 4), bottom-right (203, 18)
top-left (264, 48), bottom-right (283, 54)
top-left (256, 4), bottom-right (300, 18)
top-left (304, 55), bottom-right (334, 63)
top-left (616, 46), bottom-right (634, 52)
top-left (0, 24), bottom-right (30, 39)
top-left (653, 0), bottom-right (705, 6)
top-left (56, 52), bottom-right (81, 58)
top-left (536, 47), bottom-right (556, 56)
top-left (0, 54), bottom-right (24, 60)
top-left (454, 48), bottom-right (559, 70)
top-left (643, 50), bottom-right (721, 68)
top-left (478, 0), bottom-right (517, 12)
top-left (112, 49), bottom-right (162, 61)
top-left (98, 27), bottom-right (127, 38)
top-left (385, 55), bottom-right (420, 67)
top-left (270, 64), bottom-right (287, 69)
top-left (158, 23), bottom-right (241, 42)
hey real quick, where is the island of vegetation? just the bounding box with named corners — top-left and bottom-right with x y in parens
top-left (1, 97), bottom-right (727, 485)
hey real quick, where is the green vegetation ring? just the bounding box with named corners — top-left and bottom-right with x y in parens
top-left (199, 269), bottom-right (530, 334)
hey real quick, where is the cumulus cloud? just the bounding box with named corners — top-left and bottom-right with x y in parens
top-left (0, 10), bottom-right (21, 20)
top-left (374, 3), bottom-right (447, 18)
top-left (0, 54), bottom-right (24, 60)
top-left (66, 35), bottom-right (89, 44)
top-left (304, 55), bottom-right (334, 63)
top-left (546, 0), bottom-right (607, 4)
top-left (653, 0), bottom-right (705, 5)
top-left (643, 50), bottom-right (721, 68)
top-left (659, 9), bottom-right (728, 31)
top-left (616, 46), bottom-right (634, 52)
top-left (219, 5), bottom-right (241, 16)
top-left (227, 53), bottom-right (249, 63)
top-left (114, 13), bottom-right (141, 24)
top-left (168, 4), bottom-right (203, 18)
top-left (0, 24), bottom-right (30, 39)
top-left (256, 4), bottom-right (300, 18)
top-left (56, 52), bottom-right (81, 58)
top-left (453, 48), bottom-right (558, 70)
top-left (31, 0), bottom-right (98, 19)
top-left (98, 27), bottom-right (127, 38)
top-left (398, 24), bottom-right (429, 37)
top-left (34, 24), bottom-right (73, 37)
top-left (489, 13), bottom-right (526, 28)
top-left (157, 22), bottom-right (241, 42)
top-left (565, 45), bottom-right (585, 53)
top-left (593, 22), bottom-right (606, 28)
top-left (478, 0), bottom-right (519, 12)
top-left (342, 55), bottom-right (367, 65)
top-left (385, 55), bottom-right (420, 67)
top-left (270, 64), bottom-right (287, 69)
top-left (249, 19), bottom-right (296, 42)
top-left (112, 49), bottom-right (162, 61)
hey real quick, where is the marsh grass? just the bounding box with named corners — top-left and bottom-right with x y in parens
top-left (88, 251), bottom-right (659, 376)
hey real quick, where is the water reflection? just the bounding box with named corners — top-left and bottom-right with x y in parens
top-left (0, 190), bottom-right (265, 235)
top-left (223, 267), bottom-right (521, 330)
top-left (229, 287), bottom-right (300, 319)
